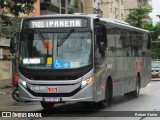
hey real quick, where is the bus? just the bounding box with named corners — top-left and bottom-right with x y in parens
top-left (10, 14), bottom-right (151, 110)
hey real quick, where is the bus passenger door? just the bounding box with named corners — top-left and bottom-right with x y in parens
top-left (94, 25), bottom-right (107, 101)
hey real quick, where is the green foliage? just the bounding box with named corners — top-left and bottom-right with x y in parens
top-left (157, 15), bottom-right (160, 18)
top-left (143, 22), bottom-right (155, 31)
top-left (0, 0), bottom-right (34, 39)
top-left (68, 0), bottom-right (79, 13)
top-left (143, 22), bottom-right (160, 59)
top-left (0, 0), bottom-right (35, 25)
top-left (143, 22), bottom-right (160, 41)
top-left (126, 6), bottom-right (152, 28)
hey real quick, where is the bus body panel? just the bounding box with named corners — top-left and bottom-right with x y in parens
top-left (18, 68), bottom-right (105, 102)
top-left (17, 14), bottom-right (151, 104)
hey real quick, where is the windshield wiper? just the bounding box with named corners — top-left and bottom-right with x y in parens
top-left (33, 29), bottom-right (49, 56)
top-left (57, 29), bottom-right (74, 47)
top-left (33, 29), bottom-right (48, 48)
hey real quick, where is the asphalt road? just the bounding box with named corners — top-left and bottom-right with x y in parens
top-left (0, 80), bottom-right (160, 120)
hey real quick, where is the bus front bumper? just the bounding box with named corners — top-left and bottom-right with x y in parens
top-left (18, 83), bottom-right (95, 102)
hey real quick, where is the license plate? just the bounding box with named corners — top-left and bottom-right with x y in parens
top-left (44, 97), bottom-right (59, 102)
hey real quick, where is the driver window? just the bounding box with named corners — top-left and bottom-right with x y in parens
top-left (95, 25), bottom-right (107, 65)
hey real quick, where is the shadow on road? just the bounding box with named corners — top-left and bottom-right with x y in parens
top-left (25, 95), bottom-right (141, 117)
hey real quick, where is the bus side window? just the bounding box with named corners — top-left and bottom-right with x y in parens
top-left (107, 28), bottom-right (117, 57)
top-left (95, 25), bottom-right (106, 65)
top-left (147, 34), bottom-right (151, 49)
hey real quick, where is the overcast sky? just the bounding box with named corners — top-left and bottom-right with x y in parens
top-left (149, 0), bottom-right (160, 25)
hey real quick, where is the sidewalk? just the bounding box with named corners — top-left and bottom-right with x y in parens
top-left (0, 87), bottom-right (12, 95)
top-left (0, 79), bottom-right (12, 89)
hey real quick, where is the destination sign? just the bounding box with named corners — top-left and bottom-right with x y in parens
top-left (29, 19), bottom-right (87, 28)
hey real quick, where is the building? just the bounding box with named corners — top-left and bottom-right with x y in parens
top-left (84, 0), bottom-right (126, 21)
top-left (137, 0), bottom-right (151, 7)
top-left (124, 0), bottom-right (151, 20)
top-left (102, 0), bottom-right (125, 20)
top-left (30, 0), bottom-right (125, 21)
top-left (29, 0), bottom-right (85, 16)
top-left (124, 0), bottom-right (138, 20)
top-left (29, 0), bottom-right (40, 16)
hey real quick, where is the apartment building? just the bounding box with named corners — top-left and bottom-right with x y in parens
top-left (124, 0), bottom-right (138, 20)
top-left (137, 0), bottom-right (151, 7)
top-left (102, 0), bottom-right (125, 20)
top-left (83, 0), bottom-right (126, 21)
top-left (29, 0), bottom-right (125, 21)
top-left (124, 0), bottom-right (151, 20)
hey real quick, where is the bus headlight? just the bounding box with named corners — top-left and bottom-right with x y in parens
top-left (19, 78), bottom-right (27, 88)
top-left (81, 77), bottom-right (93, 88)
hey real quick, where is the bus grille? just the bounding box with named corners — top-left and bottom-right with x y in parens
top-left (26, 87), bottom-right (81, 97)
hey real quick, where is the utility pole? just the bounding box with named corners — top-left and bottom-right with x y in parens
top-left (65, 0), bottom-right (68, 14)
top-left (59, 0), bottom-right (61, 14)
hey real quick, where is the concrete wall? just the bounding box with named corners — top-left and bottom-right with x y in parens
top-left (0, 61), bottom-right (12, 88)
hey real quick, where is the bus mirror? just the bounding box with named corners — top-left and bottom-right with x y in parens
top-left (10, 37), bottom-right (18, 54)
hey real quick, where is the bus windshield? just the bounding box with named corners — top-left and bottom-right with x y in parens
top-left (19, 30), bottom-right (92, 69)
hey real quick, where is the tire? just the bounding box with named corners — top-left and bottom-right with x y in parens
top-left (125, 76), bottom-right (140, 98)
top-left (83, 102), bottom-right (94, 108)
top-left (98, 80), bottom-right (112, 107)
top-left (41, 102), bottom-right (55, 110)
top-left (12, 88), bottom-right (19, 102)
top-left (132, 76), bottom-right (140, 98)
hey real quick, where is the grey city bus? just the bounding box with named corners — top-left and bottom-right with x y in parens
top-left (10, 14), bottom-right (151, 110)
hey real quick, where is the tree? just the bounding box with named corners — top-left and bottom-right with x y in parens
top-left (143, 22), bottom-right (160, 59)
top-left (157, 15), bottom-right (160, 18)
top-left (0, 0), bottom-right (35, 25)
top-left (126, 6), bottom-right (152, 28)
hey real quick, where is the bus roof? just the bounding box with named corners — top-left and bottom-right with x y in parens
top-left (100, 18), bottom-right (150, 33)
top-left (24, 14), bottom-right (149, 34)
top-left (25, 14), bottom-right (93, 19)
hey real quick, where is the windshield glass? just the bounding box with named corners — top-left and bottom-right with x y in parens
top-left (152, 62), bottom-right (160, 68)
top-left (19, 30), bottom-right (92, 69)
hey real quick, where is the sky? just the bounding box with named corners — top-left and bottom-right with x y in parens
top-left (149, 0), bottom-right (160, 25)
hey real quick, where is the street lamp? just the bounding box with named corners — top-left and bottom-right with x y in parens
top-left (98, 1), bottom-right (113, 14)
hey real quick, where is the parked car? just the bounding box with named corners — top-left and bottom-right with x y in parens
top-left (152, 61), bottom-right (160, 80)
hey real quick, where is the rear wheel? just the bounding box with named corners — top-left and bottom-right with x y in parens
top-left (132, 76), bottom-right (140, 97)
top-left (124, 75), bottom-right (140, 98)
top-left (40, 102), bottom-right (55, 110)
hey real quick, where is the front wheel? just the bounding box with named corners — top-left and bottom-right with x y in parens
top-left (12, 88), bottom-right (19, 102)
top-left (97, 81), bottom-right (112, 107)
top-left (40, 102), bottom-right (55, 110)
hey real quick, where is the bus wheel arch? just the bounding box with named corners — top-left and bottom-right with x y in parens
top-left (98, 76), bottom-right (113, 107)
top-left (107, 76), bottom-right (113, 103)
top-left (137, 72), bottom-right (141, 88)
top-left (132, 73), bottom-right (141, 98)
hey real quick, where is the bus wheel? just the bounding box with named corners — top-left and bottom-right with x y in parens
top-left (12, 88), bottom-right (19, 102)
top-left (98, 80), bottom-right (112, 107)
top-left (40, 102), bottom-right (54, 110)
top-left (132, 76), bottom-right (140, 98)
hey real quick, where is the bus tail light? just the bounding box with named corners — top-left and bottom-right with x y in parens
top-left (81, 77), bottom-right (93, 88)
